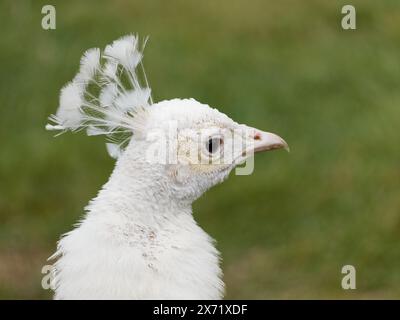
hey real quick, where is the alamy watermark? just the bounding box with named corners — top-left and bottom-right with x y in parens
top-left (41, 264), bottom-right (56, 290)
top-left (341, 265), bottom-right (356, 290)
top-left (341, 5), bottom-right (356, 30)
top-left (41, 5), bottom-right (56, 30)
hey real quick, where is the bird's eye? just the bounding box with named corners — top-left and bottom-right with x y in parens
top-left (207, 137), bottom-right (223, 154)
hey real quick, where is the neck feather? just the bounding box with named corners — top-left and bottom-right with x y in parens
top-left (86, 144), bottom-right (192, 226)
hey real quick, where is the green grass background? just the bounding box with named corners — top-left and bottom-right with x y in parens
top-left (0, 0), bottom-right (399, 299)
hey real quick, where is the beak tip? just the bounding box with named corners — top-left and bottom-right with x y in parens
top-left (282, 140), bottom-right (290, 153)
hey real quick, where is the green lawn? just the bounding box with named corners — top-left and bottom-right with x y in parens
top-left (0, 0), bottom-right (399, 299)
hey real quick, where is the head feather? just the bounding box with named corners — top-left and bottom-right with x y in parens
top-left (46, 34), bottom-right (152, 158)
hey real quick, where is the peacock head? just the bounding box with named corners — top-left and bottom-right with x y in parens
top-left (132, 98), bottom-right (288, 200)
top-left (46, 35), bottom-right (288, 202)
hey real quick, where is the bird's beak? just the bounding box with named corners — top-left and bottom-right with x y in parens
top-left (245, 126), bottom-right (289, 154)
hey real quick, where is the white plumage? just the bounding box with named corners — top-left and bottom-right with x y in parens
top-left (46, 35), bottom-right (288, 299)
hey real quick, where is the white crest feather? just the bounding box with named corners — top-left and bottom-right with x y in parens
top-left (106, 143), bottom-right (123, 159)
top-left (99, 83), bottom-right (119, 107)
top-left (46, 34), bottom-right (152, 158)
top-left (75, 48), bottom-right (101, 86)
top-left (104, 35), bottom-right (142, 72)
top-left (86, 126), bottom-right (107, 136)
top-left (52, 82), bottom-right (84, 129)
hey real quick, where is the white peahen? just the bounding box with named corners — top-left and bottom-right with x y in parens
top-left (46, 34), bottom-right (288, 299)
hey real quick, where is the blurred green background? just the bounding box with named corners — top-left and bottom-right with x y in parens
top-left (1, 0), bottom-right (399, 299)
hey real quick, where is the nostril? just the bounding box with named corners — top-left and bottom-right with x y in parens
top-left (254, 132), bottom-right (261, 140)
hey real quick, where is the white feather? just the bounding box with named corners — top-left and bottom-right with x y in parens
top-left (106, 143), bottom-right (122, 159)
top-left (46, 35), bottom-right (152, 157)
top-left (54, 82), bottom-right (84, 129)
top-left (114, 88), bottom-right (151, 112)
top-left (102, 60), bottom-right (118, 80)
top-left (86, 126), bottom-right (107, 136)
top-left (99, 83), bottom-right (119, 107)
top-left (104, 35), bottom-right (142, 72)
top-left (75, 48), bottom-right (101, 86)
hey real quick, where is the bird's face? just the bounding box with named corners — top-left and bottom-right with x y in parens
top-left (132, 98), bottom-right (288, 202)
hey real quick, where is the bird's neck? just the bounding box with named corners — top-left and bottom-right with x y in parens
top-left (87, 145), bottom-right (193, 226)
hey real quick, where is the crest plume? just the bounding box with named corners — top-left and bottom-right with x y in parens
top-left (46, 34), bottom-right (152, 158)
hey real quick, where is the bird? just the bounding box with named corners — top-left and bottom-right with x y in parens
top-left (46, 34), bottom-right (288, 299)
